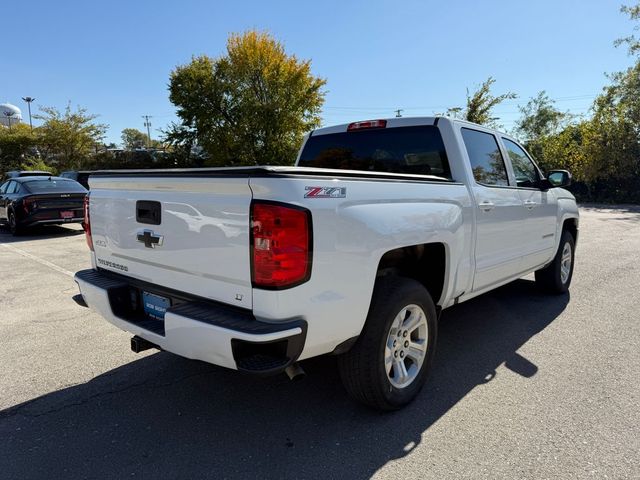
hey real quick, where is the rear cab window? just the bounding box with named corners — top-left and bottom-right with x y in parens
top-left (298, 125), bottom-right (452, 179)
top-left (23, 179), bottom-right (87, 194)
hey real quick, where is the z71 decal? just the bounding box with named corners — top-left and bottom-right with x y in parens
top-left (304, 186), bottom-right (347, 198)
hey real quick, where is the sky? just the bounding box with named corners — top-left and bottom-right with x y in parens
top-left (2, 0), bottom-right (636, 145)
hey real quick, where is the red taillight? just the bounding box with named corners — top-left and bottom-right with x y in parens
top-left (347, 119), bottom-right (387, 131)
top-left (251, 202), bottom-right (312, 289)
top-left (23, 197), bottom-right (37, 213)
top-left (83, 195), bottom-right (94, 251)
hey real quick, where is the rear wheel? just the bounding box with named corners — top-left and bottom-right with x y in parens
top-left (535, 230), bottom-right (575, 294)
top-left (337, 276), bottom-right (437, 411)
top-left (8, 212), bottom-right (23, 236)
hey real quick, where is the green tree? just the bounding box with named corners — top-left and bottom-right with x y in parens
top-left (168, 30), bottom-right (326, 166)
top-left (21, 157), bottom-right (56, 174)
top-left (615, 2), bottom-right (640, 56)
top-left (441, 77), bottom-right (515, 127)
top-left (121, 128), bottom-right (148, 149)
top-left (515, 91), bottom-right (571, 142)
top-left (513, 91), bottom-right (573, 162)
top-left (585, 62), bottom-right (640, 183)
top-left (0, 123), bottom-right (38, 175)
top-left (464, 77), bottom-right (516, 127)
top-left (529, 60), bottom-right (640, 201)
top-left (34, 104), bottom-right (107, 171)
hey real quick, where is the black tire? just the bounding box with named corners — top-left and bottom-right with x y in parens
top-left (8, 211), bottom-right (23, 236)
top-left (337, 276), bottom-right (438, 411)
top-left (535, 230), bottom-right (575, 294)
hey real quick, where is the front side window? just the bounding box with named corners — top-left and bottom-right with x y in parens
top-left (0, 182), bottom-right (8, 194)
top-left (503, 138), bottom-right (540, 188)
top-left (461, 128), bottom-right (509, 186)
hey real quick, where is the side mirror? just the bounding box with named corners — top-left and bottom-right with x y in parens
top-left (547, 169), bottom-right (572, 188)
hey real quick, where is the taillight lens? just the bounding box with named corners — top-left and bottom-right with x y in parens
top-left (251, 202), bottom-right (312, 289)
top-left (83, 194), bottom-right (94, 251)
top-left (23, 197), bottom-right (37, 213)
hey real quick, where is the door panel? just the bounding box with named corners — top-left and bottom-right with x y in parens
top-left (518, 189), bottom-right (557, 270)
top-left (501, 137), bottom-right (558, 271)
top-left (459, 128), bottom-right (525, 292)
top-left (472, 185), bottom-right (524, 290)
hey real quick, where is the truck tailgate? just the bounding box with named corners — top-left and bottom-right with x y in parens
top-left (88, 175), bottom-right (252, 309)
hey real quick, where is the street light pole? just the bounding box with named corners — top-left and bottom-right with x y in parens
top-left (22, 96), bottom-right (36, 132)
top-left (4, 111), bottom-right (14, 132)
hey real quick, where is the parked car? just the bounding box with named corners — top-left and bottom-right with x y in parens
top-left (1, 170), bottom-right (53, 183)
top-left (74, 117), bottom-right (578, 410)
top-left (0, 176), bottom-right (87, 235)
top-left (60, 170), bottom-right (92, 190)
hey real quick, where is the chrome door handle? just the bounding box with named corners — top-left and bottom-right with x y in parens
top-left (479, 201), bottom-right (495, 212)
top-left (523, 200), bottom-right (537, 209)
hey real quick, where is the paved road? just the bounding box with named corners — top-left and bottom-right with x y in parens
top-left (0, 207), bottom-right (638, 480)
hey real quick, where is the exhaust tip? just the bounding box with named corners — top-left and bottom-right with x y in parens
top-left (284, 363), bottom-right (306, 381)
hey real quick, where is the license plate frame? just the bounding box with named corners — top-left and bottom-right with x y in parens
top-left (60, 210), bottom-right (74, 219)
top-left (142, 291), bottom-right (171, 321)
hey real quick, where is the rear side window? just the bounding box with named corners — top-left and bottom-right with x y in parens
top-left (298, 126), bottom-right (452, 179)
top-left (461, 128), bottom-right (509, 187)
top-left (6, 181), bottom-right (19, 194)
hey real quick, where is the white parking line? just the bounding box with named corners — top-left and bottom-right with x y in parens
top-left (0, 243), bottom-right (75, 277)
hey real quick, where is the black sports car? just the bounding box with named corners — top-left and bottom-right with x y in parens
top-left (0, 176), bottom-right (87, 235)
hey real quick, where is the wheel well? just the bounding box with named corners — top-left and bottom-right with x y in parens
top-left (377, 243), bottom-right (446, 305)
top-left (563, 218), bottom-right (578, 243)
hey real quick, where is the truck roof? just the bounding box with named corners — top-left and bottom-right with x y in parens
top-left (310, 116), bottom-right (500, 137)
top-left (311, 116), bottom-right (441, 136)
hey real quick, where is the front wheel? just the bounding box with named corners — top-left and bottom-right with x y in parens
top-left (535, 230), bottom-right (575, 294)
top-left (337, 276), bottom-right (438, 411)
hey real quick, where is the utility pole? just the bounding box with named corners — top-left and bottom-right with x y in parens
top-left (394, 109), bottom-right (403, 118)
top-left (22, 96), bottom-right (35, 132)
top-left (142, 115), bottom-right (152, 148)
top-left (3, 111), bottom-right (14, 132)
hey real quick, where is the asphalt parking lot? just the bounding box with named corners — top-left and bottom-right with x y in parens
top-left (1, 206), bottom-right (639, 480)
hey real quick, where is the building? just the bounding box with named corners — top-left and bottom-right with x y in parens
top-left (0, 103), bottom-right (23, 127)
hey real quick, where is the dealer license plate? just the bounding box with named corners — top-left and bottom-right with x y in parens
top-left (142, 291), bottom-right (171, 321)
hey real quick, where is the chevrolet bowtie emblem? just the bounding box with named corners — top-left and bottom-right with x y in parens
top-left (137, 229), bottom-right (164, 248)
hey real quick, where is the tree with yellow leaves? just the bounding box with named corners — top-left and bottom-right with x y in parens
top-left (167, 30), bottom-right (326, 166)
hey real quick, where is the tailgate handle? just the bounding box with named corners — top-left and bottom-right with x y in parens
top-left (136, 201), bottom-right (161, 225)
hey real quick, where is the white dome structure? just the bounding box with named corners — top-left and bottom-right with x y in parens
top-left (0, 103), bottom-right (23, 127)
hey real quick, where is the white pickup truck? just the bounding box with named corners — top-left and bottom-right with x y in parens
top-left (74, 117), bottom-right (579, 410)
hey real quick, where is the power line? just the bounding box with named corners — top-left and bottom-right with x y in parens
top-left (321, 94), bottom-right (600, 112)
